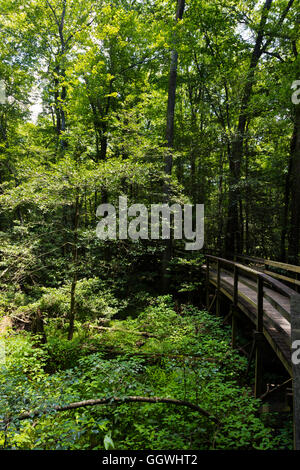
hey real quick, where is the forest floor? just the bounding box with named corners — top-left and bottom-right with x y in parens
top-left (0, 296), bottom-right (294, 450)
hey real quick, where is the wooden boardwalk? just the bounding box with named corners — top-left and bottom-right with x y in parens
top-left (203, 255), bottom-right (299, 376)
top-left (202, 254), bottom-right (300, 448)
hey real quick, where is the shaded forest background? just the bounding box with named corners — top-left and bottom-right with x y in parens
top-left (0, 0), bottom-right (299, 269)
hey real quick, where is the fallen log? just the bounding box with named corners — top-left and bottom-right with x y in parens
top-left (10, 315), bottom-right (31, 324)
top-left (88, 325), bottom-right (158, 338)
top-left (97, 348), bottom-right (217, 363)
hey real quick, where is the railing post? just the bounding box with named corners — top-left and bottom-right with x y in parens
top-left (254, 276), bottom-right (264, 398)
top-left (232, 265), bottom-right (238, 348)
top-left (206, 257), bottom-right (210, 310)
top-left (216, 259), bottom-right (221, 316)
top-left (257, 276), bottom-right (263, 333)
top-left (296, 273), bottom-right (299, 294)
top-left (290, 294), bottom-right (300, 450)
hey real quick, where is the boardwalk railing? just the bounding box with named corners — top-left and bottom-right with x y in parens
top-left (233, 253), bottom-right (300, 290)
top-left (206, 254), bottom-right (295, 318)
top-left (204, 254), bottom-right (300, 450)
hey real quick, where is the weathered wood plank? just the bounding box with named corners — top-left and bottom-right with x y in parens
top-left (236, 253), bottom-right (300, 275)
top-left (265, 260), bottom-right (300, 275)
top-left (203, 264), bottom-right (292, 372)
top-left (263, 270), bottom-right (300, 287)
top-left (206, 272), bottom-right (292, 374)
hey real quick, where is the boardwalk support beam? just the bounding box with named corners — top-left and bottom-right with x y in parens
top-left (254, 276), bottom-right (264, 398)
top-left (232, 265), bottom-right (238, 348)
top-left (206, 257), bottom-right (210, 310)
top-left (246, 336), bottom-right (256, 377)
top-left (216, 260), bottom-right (221, 316)
top-left (254, 332), bottom-right (264, 398)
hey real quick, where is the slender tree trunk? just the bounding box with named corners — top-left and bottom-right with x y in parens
top-left (217, 151), bottom-right (224, 250)
top-left (54, 75), bottom-right (61, 136)
top-left (288, 98), bottom-right (300, 264)
top-left (32, 308), bottom-right (47, 345)
top-left (280, 153), bottom-right (292, 262)
top-left (68, 194), bottom-right (80, 341)
top-left (162, 0), bottom-right (185, 292)
top-left (245, 141), bottom-right (250, 255)
top-left (188, 82), bottom-right (199, 205)
top-left (225, 0), bottom-right (273, 257)
top-left (48, 0), bottom-right (68, 150)
top-left (60, 83), bottom-right (67, 134)
top-left (164, 0), bottom-right (185, 168)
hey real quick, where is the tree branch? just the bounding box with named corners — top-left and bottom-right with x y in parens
top-left (263, 50), bottom-right (284, 62)
top-left (46, 0), bottom-right (60, 27)
top-left (87, 325), bottom-right (158, 338)
top-left (260, 0), bottom-right (295, 55)
top-left (17, 396), bottom-right (220, 424)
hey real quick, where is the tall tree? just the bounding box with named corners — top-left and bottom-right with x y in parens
top-left (225, 0), bottom-right (295, 256)
top-left (162, 0), bottom-right (185, 291)
top-left (288, 32), bottom-right (300, 263)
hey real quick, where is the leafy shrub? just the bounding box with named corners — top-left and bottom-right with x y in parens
top-left (13, 277), bottom-right (120, 324)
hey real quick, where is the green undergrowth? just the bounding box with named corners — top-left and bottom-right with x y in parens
top-left (0, 296), bottom-right (293, 450)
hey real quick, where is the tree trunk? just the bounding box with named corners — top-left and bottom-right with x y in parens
top-left (288, 101), bottom-right (300, 264)
top-left (280, 153), bottom-right (292, 262)
top-left (164, 0), bottom-right (185, 173)
top-left (68, 194), bottom-right (80, 341)
top-left (162, 0), bottom-right (185, 292)
top-left (225, 0), bottom-right (273, 257)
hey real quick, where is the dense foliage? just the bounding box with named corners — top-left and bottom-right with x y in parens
top-left (0, 0), bottom-right (298, 452)
top-left (0, 297), bottom-right (293, 449)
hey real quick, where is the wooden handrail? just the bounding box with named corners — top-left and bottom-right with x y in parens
top-left (234, 254), bottom-right (265, 264)
top-left (234, 253), bottom-right (300, 292)
top-left (234, 254), bottom-right (300, 275)
top-left (206, 254), bottom-right (295, 299)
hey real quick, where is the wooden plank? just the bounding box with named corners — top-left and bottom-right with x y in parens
top-left (265, 260), bottom-right (300, 275)
top-left (257, 277), bottom-right (263, 332)
top-left (259, 272), bottom-right (295, 298)
top-left (264, 270), bottom-right (300, 287)
top-left (263, 291), bottom-right (290, 322)
top-left (209, 267), bottom-right (291, 333)
top-left (234, 272), bottom-right (291, 321)
top-left (235, 253), bottom-right (300, 275)
top-left (263, 326), bottom-right (292, 376)
top-left (207, 267), bottom-right (292, 371)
